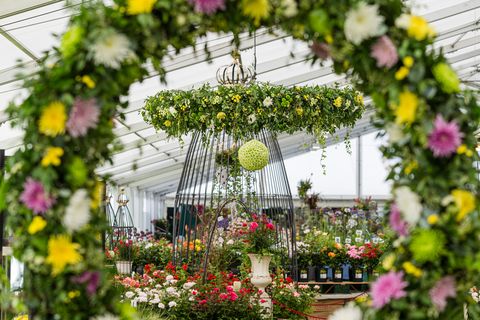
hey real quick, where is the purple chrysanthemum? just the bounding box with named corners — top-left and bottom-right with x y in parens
top-left (428, 115), bottom-right (463, 157)
top-left (389, 203), bottom-right (409, 237)
top-left (190, 0), bottom-right (225, 14)
top-left (429, 276), bottom-right (456, 312)
top-left (66, 98), bottom-right (100, 138)
top-left (72, 271), bottom-right (100, 296)
top-left (20, 178), bottom-right (54, 214)
top-left (371, 271), bottom-right (408, 309)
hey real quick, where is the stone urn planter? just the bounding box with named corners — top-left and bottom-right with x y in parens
top-left (248, 254), bottom-right (273, 318)
top-left (116, 260), bottom-right (132, 275)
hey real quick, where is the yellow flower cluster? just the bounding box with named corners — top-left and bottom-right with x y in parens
top-left (403, 261), bottom-right (422, 277)
top-left (46, 234), bottom-right (82, 276)
top-left (231, 95), bottom-right (241, 103)
top-left (126, 0), bottom-right (157, 15)
top-left (91, 180), bottom-right (104, 210)
top-left (28, 216), bottom-right (47, 235)
top-left (333, 96), bottom-right (343, 108)
top-left (427, 214), bottom-right (439, 225)
top-left (80, 75), bottom-right (96, 89)
top-left (457, 144), bottom-right (474, 157)
top-left (216, 112), bottom-right (227, 120)
top-left (295, 107), bottom-right (304, 116)
top-left (451, 189), bottom-right (476, 221)
top-left (164, 120), bottom-right (172, 127)
top-left (394, 90), bottom-right (418, 125)
top-left (395, 56), bottom-right (414, 81)
top-left (404, 160), bottom-right (418, 175)
top-left (41, 147), bottom-right (64, 167)
top-left (39, 102), bottom-right (67, 137)
top-left (354, 93), bottom-right (363, 105)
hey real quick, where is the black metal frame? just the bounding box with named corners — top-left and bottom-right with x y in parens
top-left (171, 130), bottom-right (297, 280)
top-left (0, 150), bottom-right (5, 264)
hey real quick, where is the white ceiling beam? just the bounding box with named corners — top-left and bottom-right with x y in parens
top-left (423, 0), bottom-right (480, 23)
top-left (0, 0), bottom-right (61, 19)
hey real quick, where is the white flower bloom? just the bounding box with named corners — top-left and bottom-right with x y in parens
top-left (395, 13), bottom-right (411, 29)
top-left (168, 301), bottom-right (177, 308)
top-left (158, 302), bottom-right (165, 309)
top-left (91, 31), bottom-right (134, 69)
top-left (226, 239), bottom-right (234, 245)
top-left (63, 189), bottom-right (91, 232)
top-left (166, 287), bottom-right (177, 295)
top-left (394, 186), bottom-right (423, 225)
top-left (282, 0), bottom-right (297, 17)
top-left (329, 303), bottom-right (362, 320)
top-left (165, 275), bottom-right (174, 281)
top-left (183, 282), bottom-right (196, 290)
top-left (344, 3), bottom-right (385, 45)
top-left (217, 237), bottom-right (224, 244)
top-left (263, 96), bottom-right (273, 107)
top-left (248, 114), bottom-right (257, 124)
top-left (169, 107), bottom-right (177, 115)
top-left (386, 123), bottom-right (403, 144)
top-left (125, 291), bottom-right (135, 299)
top-left (313, 285), bottom-right (320, 290)
top-left (441, 195), bottom-right (454, 207)
top-left (150, 297), bottom-right (160, 304)
top-left (217, 216), bottom-right (224, 222)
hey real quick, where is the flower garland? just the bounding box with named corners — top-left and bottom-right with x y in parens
top-left (142, 83), bottom-right (364, 142)
top-left (0, 0), bottom-right (478, 318)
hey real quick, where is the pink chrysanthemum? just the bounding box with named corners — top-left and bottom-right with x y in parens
top-left (370, 35), bottom-right (398, 68)
top-left (429, 276), bottom-right (456, 312)
top-left (20, 178), bottom-right (54, 214)
top-left (190, 0), bottom-right (225, 14)
top-left (371, 271), bottom-right (408, 309)
top-left (66, 98), bottom-right (100, 138)
top-left (428, 115), bottom-right (463, 157)
top-left (389, 203), bottom-right (409, 236)
top-left (72, 271), bottom-right (100, 296)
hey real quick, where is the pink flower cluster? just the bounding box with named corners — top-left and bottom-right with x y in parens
top-left (218, 286), bottom-right (238, 301)
top-left (249, 222), bottom-right (259, 232)
top-left (190, 0), bottom-right (225, 14)
top-left (429, 276), bottom-right (456, 312)
top-left (428, 115), bottom-right (463, 158)
top-left (346, 244), bottom-right (365, 259)
top-left (370, 35), bottom-right (398, 68)
top-left (67, 98), bottom-right (100, 138)
top-left (389, 203), bottom-right (409, 237)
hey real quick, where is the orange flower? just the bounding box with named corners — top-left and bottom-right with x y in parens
top-left (334, 243), bottom-right (342, 249)
top-left (328, 252), bottom-right (336, 258)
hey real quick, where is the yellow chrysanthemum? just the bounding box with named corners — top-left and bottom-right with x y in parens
top-left (451, 189), bottom-right (476, 221)
top-left (39, 102), bottom-right (67, 137)
top-left (242, 0), bottom-right (270, 25)
top-left (395, 66), bottom-right (410, 80)
top-left (333, 97), bottom-right (343, 108)
top-left (394, 90), bottom-right (418, 125)
top-left (407, 15), bottom-right (435, 41)
top-left (28, 216), bottom-right (47, 235)
top-left (403, 56), bottom-right (414, 68)
top-left (41, 147), bottom-right (64, 167)
top-left (13, 315), bottom-right (28, 320)
top-left (403, 261), bottom-right (422, 277)
top-left (80, 75), bottom-right (96, 89)
top-left (68, 290), bottom-right (80, 299)
top-left (296, 107), bottom-right (304, 116)
top-left (427, 214), bottom-right (439, 225)
top-left (126, 0), bottom-right (156, 15)
top-left (46, 234), bottom-right (82, 276)
top-left (164, 120), bottom-right (172, 127)
top-left (216, 112), bottom-right (226, 121)
top-left (91, 180), bottom-right (104, 210)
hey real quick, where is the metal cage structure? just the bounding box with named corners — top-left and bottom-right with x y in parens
top-left (171, 129), bottom-right (297, 279)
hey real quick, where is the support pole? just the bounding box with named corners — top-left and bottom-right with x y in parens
top-left (0, 149), bottom-right (5, 263)
top-left (356, 137), bottom-right (362, 199)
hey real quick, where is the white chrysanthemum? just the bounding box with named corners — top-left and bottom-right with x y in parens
top-left (263, 96), bottom-right (273, 107)
top-left (395, 13), bottom-right (411, 29)
top-left (125, 291), bottom-right (135, 299)
top-left (248, 114), bottom-right (257, 124)
top-left (394, 186), bottom-right (423, 225)
top-left (282, 0), bottom-right (297, 17)
top-left (158, 302), bottom-right (165, 309)
top-left (329, 303), bottom-right (362, 320)
top-left (386, 123), bottom-right (403, 143)
top-left (168, 301), bottom-right (177, 308)
top-left (226, 239), bottom-right (234, 245)
top-left (344, 3), bottom-right (385, 45)
top-left (91, 31), bottom-right (133, 69)
top-left (63, 189), bottom-right (91, 232)
top-left (183, 282), bottom-right (196, 290)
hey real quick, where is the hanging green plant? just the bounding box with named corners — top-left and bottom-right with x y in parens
top-left (141, 83), bottom-right (365, 143)
top-left (238, 139), bottom-right (270, 171)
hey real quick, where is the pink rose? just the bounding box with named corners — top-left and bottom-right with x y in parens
top-left (249, 222), bottom-right (259, 231)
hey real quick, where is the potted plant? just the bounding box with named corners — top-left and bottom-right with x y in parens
top-left (327, 242), bottom-right (345, 282)
top-left (346, 244), bottom-right (366, 282)
top-left (114, 239), bottom-right (135, 275)
top-left (361, 242), bottom-right (383, 281)
top-left (243, 214), bottom-right (276, 310)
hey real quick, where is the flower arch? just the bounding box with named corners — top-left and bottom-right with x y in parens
top-left (1, 0), bottom-right (479, 318)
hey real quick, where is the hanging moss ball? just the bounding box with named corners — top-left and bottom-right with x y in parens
top-left (238, 139), bottom-right (269, 171)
